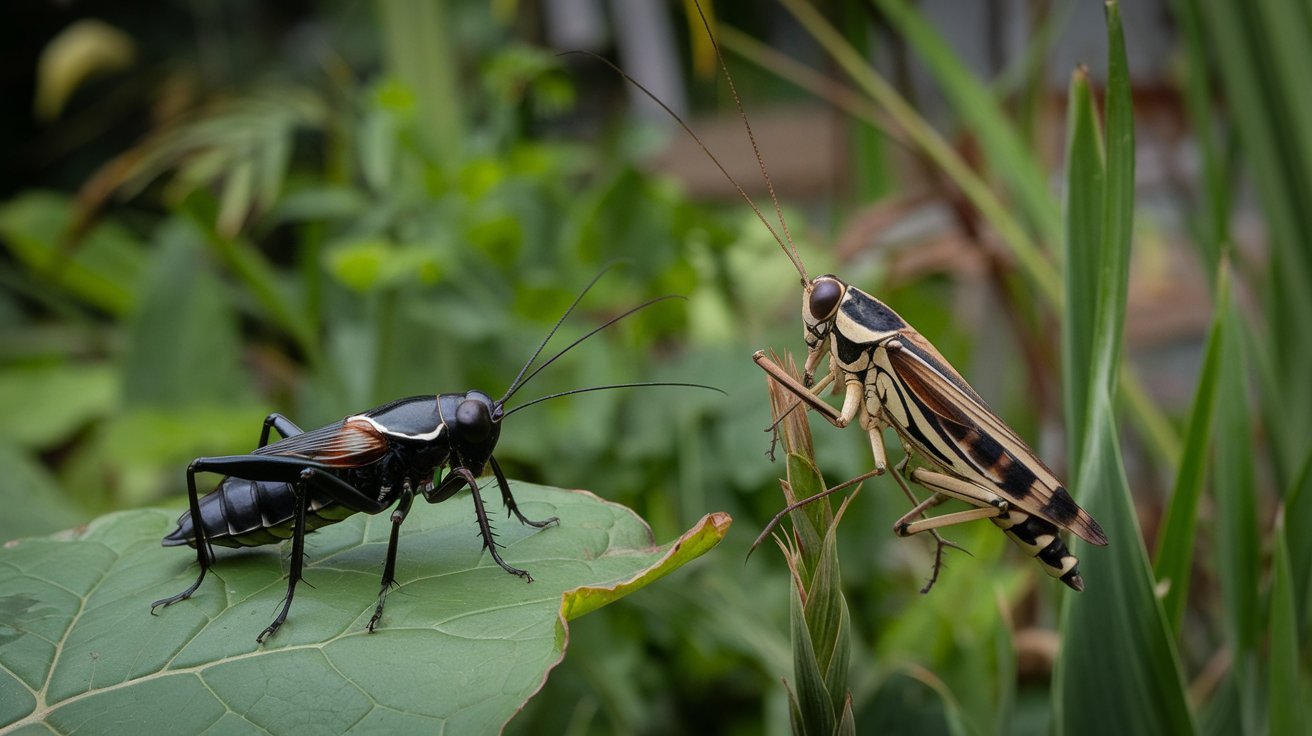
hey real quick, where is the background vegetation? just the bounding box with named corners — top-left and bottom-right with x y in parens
top-left (2, 0), bottom-right (1308, 733)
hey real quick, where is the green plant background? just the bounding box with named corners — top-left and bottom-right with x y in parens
top-left (2, 0), bottom-right (1309, 734)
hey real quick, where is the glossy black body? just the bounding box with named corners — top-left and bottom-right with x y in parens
top-left (153, 389), bottom-right (552, 643)
top-left (162, 393), bottom-right (501, 549)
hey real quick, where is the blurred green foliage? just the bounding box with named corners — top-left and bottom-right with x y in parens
top-left (3, 0), bottom-right (1310, 734)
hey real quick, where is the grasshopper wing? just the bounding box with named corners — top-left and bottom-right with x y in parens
top-left (886, 331), bottom-right (1108, 546)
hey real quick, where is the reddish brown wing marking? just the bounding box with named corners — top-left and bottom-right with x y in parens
top-left (887, 331), bottom-right (1108, 546)
top-left (254, 418), bottom-right (390, 467)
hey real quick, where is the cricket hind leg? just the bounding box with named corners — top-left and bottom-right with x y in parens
top-left (256, 470), bottom-right (313, 644)
top-left (368, 480), bottom-right (416, 632)
top-left (258, 413), bottom-right (304, 447)
top-left (151, 460), bottom-right (218, 612)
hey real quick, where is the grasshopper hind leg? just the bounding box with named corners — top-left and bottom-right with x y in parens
top-left (887, 457), bottom-right (982, 593)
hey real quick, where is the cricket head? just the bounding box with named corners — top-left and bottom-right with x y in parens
top-left (449, 390), bottom-right (502, 475)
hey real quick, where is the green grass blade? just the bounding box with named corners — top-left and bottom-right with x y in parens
top-left (1268, 524), bottom-right (1305, 736)
top-left (1061, 66), bottom-right (1104, 471)
top-left (1055, 5), bottom-right (1195, 734)
top-left (1089, 2), bottom-right (1134, 399)
top-left (1285, 452), bottom-right (1312, 635)
top-left (1154, 262), bottom-right (1230, 632)
top-left (1207, 300), bottom-right (1259, 632)
top-left (1168, 0), bottom-right (1229, 271)
top-left (1212, 303), bottom-right (1263, 733)
top-left (1055, 403), bottom-right (1196, 735)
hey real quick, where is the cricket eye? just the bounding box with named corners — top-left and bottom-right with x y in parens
top-left (455, 400), bottom-right (491, 441)
top-left (809, 279), bottom-right (843, 321)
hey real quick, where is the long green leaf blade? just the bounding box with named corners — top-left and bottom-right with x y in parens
top-left (1056, 404), bottom-right (1196, 735)
top-left (1061, 65), bottom-right (1104, 471)
top-left (1056, 5), bottom-right (1195, 734)
top-left (1154, 262), bottom-right (1230, 632)
top-left (1268, 524), bottom-right (1305, 736)
top-left (1212, 302), bottom-right (1263, 734)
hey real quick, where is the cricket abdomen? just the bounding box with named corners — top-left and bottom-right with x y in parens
top-left (162, 477), bottom-right (358, 549)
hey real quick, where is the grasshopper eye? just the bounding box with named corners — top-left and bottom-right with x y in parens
top-left (455, 400), bottom-right (491, 441)
top-left (809, 279), bottom-right (843, 321)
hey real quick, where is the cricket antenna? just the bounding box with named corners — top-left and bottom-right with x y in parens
top-left (505, 382), bottom-right (725, 417)
top-left (498, 294), bottom-right (687, 409)
top-left (498, 262), bottom-right (621, 407)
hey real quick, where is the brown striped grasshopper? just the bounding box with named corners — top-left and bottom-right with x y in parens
top-left (751, 278), bottom-right (1108, 591)
top-left (681, 5), bottom-right (1107, 593)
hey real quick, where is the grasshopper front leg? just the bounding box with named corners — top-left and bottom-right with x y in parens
top-left (753, 350), bottom-right (856, 427)
top-left (755, 350), bottom-right (886, 471)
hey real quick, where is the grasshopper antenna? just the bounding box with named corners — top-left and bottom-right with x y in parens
top-left (566, 45), bottom-right (808, 284)
top-left (687, 0), bottom-right (807, 284)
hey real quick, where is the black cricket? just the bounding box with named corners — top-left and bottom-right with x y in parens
top-left (152, 270), bottom-right (712, 643)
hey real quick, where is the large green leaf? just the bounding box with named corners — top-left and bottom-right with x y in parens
top-left (0, 483), bottom-right (729, 733)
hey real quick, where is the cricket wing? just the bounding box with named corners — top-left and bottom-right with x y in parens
top-left (253, 418), bottom-right (390, 467)
top-left (886, 331), bottom-right (1108, 546)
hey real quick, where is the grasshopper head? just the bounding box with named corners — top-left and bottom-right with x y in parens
top-left (802, 275), bottom-right (846, 350)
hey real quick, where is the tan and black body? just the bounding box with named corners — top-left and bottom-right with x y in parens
top-left (598, 3), bottom-right (1107, 590)
top-left (755, 276), bottom-right (1108, 590)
